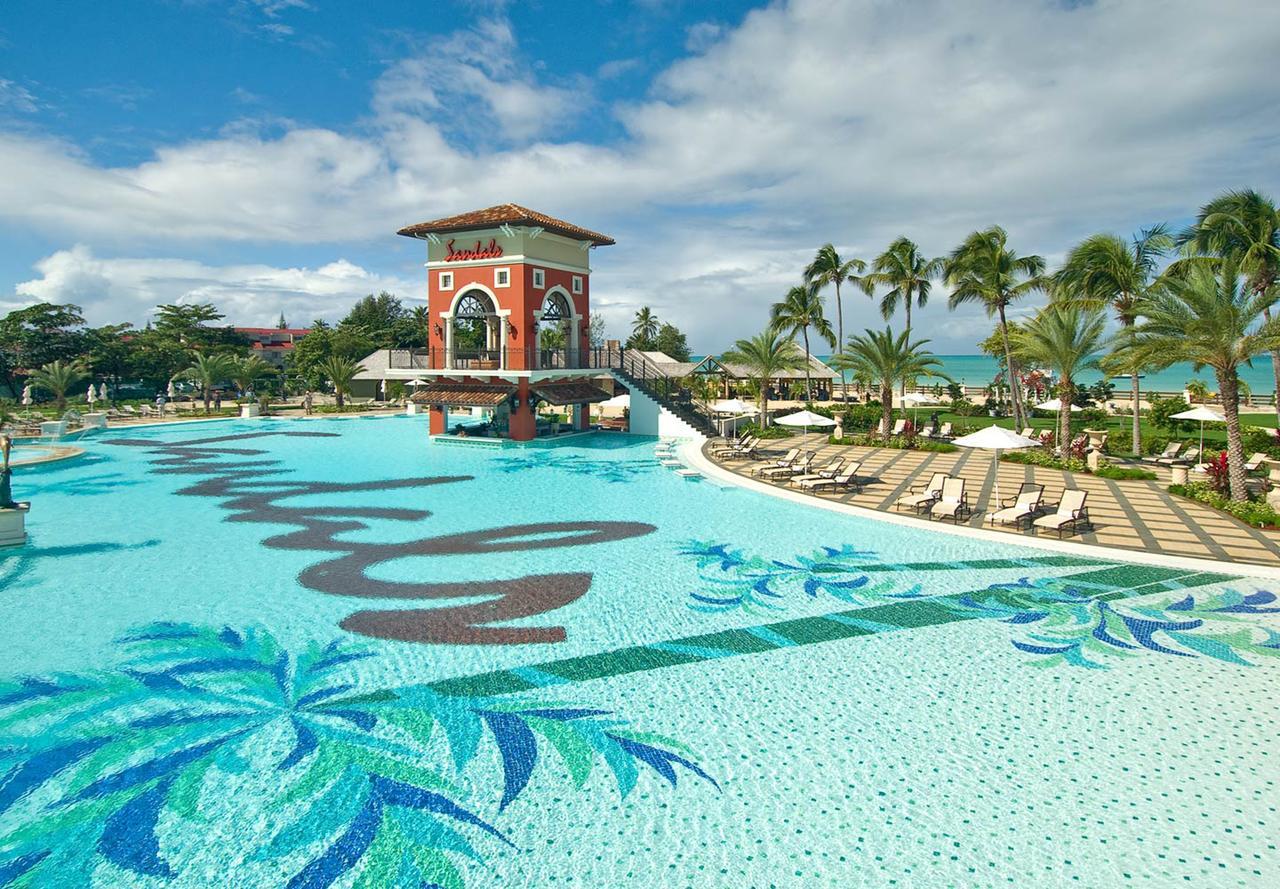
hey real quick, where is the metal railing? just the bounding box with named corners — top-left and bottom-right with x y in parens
top-left (386, 347), bottom-right (626, 372)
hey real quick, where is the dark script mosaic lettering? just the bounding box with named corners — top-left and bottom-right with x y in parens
top-left (106, 430), bottom-right (655, 644)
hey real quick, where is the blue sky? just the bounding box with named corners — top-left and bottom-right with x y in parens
top-left (2, 0), bottom-right (1277, 351)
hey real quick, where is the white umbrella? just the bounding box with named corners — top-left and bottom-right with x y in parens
top-left (407, 378), bottom-right (427, 388)
top-left (1036, 397), bottom-right (1083, 450)
top-left (902, 391), bottom-right (937, 424)
top-left (98, 382), bottom-right (109, 402)
top-left (599, 392), bottom-right (630, 409)
top-left (379, 379), bottom-right (387, 400)
top-left (86, 387), bottom-right (96, 405)
top-left (21, 384), bottom-right (32, 406)
top-left (775, 408), bottom-right (836, 438)
top-left (166, 380), bottom-right (176, 399)
top-left (1171, 405), bottom-right (1225, 454)
top-left (951, 425), bottom-right (1042, 509)
top-left (711, 398), bottom-right (756, 414)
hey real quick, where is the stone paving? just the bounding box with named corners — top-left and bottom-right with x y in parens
top-left (709, 434), bottom-right (1280, 568)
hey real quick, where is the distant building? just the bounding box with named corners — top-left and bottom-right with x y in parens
top-left (235, 327), bottom-right (311, 367)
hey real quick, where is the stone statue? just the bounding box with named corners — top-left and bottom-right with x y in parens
top-left (0, 434), bottom-right (16, 509)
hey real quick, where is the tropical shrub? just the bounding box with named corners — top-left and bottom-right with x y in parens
top-left (1149, 395), bottom-right (1192, 432)
top-left (1169, 482), bottom-right (1280, 528)
top-left (838, 403), bottom-right (884, 431)
top-left (1093, 463), bottom-right (1157, 481)
top-left (950, 399), bottom-right (984, 417)
top-left (1243, 427), bottom-right (1280, 458)
top-left (736, 421), bottom-right (792, 439)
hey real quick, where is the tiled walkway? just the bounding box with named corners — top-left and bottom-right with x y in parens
top-left (708, 435), bottom-right (1280, 568)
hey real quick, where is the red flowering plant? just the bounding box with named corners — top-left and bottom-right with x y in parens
top-left (1204, 451), bottom-right (1230, 495)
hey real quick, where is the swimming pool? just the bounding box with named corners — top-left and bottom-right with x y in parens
top-left (2, 417), bottom-right (1276, 887)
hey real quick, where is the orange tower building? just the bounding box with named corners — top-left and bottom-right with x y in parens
top-left (395, 204), bottom-right (617, 441)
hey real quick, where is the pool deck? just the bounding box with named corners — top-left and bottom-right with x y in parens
top-left (701, 435), bottom-right (1280, 569)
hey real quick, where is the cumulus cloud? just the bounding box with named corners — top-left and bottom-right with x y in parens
top-left (1, 0), bottom-right (1278, 349)
top-left (8, 245), bottom-right (417, 328)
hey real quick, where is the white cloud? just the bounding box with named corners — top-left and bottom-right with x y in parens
top-left (0, 79), bottom-right (38, 113)
top-left (1, 0), bottom-right (1279, 350)
top-left (9, 245), bottom-right (417, 328)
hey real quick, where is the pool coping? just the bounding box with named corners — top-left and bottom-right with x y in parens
top-left (680, 440), bottom-right (1280, 581)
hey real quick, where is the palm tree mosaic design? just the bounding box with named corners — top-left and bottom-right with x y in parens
top-left (0, 624), bottom-right (717, 888)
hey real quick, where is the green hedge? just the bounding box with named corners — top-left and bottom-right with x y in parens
top-left (827, 434), bottom-right (957, 453)
top-left (1168, 482), bottom-right (1280, 528)
top-left (1000, 448), bottom-right (1156, 480)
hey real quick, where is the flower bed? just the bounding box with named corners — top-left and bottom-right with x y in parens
top-left (1000, 448), bottom-right (1157, 480)
top-left (1168, 481), bottom-right (1280, 529)
top-left (827, 434), bottom-right (958, 453)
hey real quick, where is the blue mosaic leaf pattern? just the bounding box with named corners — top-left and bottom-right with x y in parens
top-left (0, 623), bottom-right (717, 887)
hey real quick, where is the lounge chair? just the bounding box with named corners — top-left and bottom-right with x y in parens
top-left (1164, 446), bottom-right (1200, 466)
top-left (937, 422), bottom-right (953, 440)
top-left (890, 419), bottom-right (907, 436)
top-left (874, 418), bottom-right (888, 437)
top-left (790, 457), bottom-right (843, 487)
top-left (758, 451), bottom-right (812, 480)
top-left (798, 461), bottom-right (864, 493)
top-left (986, 482), bottom-right (1045, 529)
top-left (1020, 427), bottom-right (1035, 439)
top-left (752, 448), bottom-right (799, 477)
top-left (1032, 489), bottom-right (1092, 538)
top-left (1245, 452), bottom-right (1270, 474)
top-left (896, 472), bottom-right (948, 513)
top-left (1143, 442), bottom-right (1182, 464)
top-left (918, 424), bottom-right (936, 439)
top-left (930, 477), bottom-right (969, 523)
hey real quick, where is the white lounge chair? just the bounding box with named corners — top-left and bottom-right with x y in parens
top-left (937, 422), bottom-right (953, 440)
top-left (1165, 446), bottom-right (1200, 466)
top-left (890, 419), bottom-right (907, 436)
top-left (1245, 452), bottom-right (1269, 473)
top-left (1143, 442), bottom-right (1181, 464)
top-left (1033, 490), bottom-right (1091, 538)
top-left (752, 448), bottom-right (799, 477)
top-left (790, 457), bottom-right (843, 487)
top-left (930, 477), bottom-right (969, 523)
top-left (762, 452), bottom-right (814, 480)
top-left (986, 482), bottom-right (1045, 529)
top-left (896, 472), bottom-right (947, 513)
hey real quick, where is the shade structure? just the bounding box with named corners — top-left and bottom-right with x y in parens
top-left (531, 382), bottom-right (611, 405)
top-left (902, 392), bottom-right (936, 405)
top-left (410, 383), bottom-right (514, 407)
top-left (1171, 406), bottom-right (1225, 454)
top-left (775, 409), bottom-right (836, 438)
top-left (598, 392), bottom-right (630, 410)
top-left (1035, 398), bottom-right (1083, 412)
top-left (711, 398), bottom-right (756, 414)
top-left (407, 378), bottom-right (427, 388)
top-left (951, 425), bottom-right (1041, 508)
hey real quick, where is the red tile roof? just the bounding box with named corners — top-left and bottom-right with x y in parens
top-left (410, 383), bottom-right (516, 406)
top-left (397, 203), bottom-right (615, 246)
top-left (236, 327), bottom-right (311, 336)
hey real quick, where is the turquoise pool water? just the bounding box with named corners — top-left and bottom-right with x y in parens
top-left (2, 417), bottom-right (1277, 887)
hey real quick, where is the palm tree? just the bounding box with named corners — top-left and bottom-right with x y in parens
top-left (231, 355), bottom-right (275, 399)
top-left (833, 327), bottom-right (946, 439)
top-left (770, 281), bottom-right (836, 400)
top-left (178, 352), bottom-right (237, 413)
top-left (28, 359), bottom-right (88, 412)
top-left (720, 326), bottom-right (806, 426)
top-left (1178, 189), bottom-right (1280, 423)
top-left (945, 226), bottom-right (1048, 428)
top-left (411, 305), bottom-right (431, 344)
top-left (865, 237), bottom-right (943, 394)
top-left (804, 244), bottom-right (866, 363)
top-left (1129, 258), bottom-right (1280, 501)
top-left (320, 355), bottom-right (365, 410)
top-left (1053, 225), bottom-right (1173, 454)
top-left (632, 307), bottom-right (659, 347)
top-left (1009, 305), bottom-right (1108, 450)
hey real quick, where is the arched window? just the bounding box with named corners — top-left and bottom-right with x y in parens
top-left (452, 290), bottom-right (498, 356)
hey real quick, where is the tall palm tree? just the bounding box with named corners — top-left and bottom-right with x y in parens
top-left (804, 244), bottom-right (866, 364)
top-left (320, 355), bottom-right (365, 410)
top-left (231, 355), bottom-right (275, 399)
top-left (178, 352), bottom-right (237, 413)
top-left (833, 327), bottom-right (946, 439)
top-left (632, 307), bottom-right (659, 346)
top-left (28, 359), bottom-right (88, 412)
top-left (1009, 305), bottom-right (1108, 450)
top-left (1053, 225), bottom-right (1173, 454)
top-left (865, 237), bottom-right (943, 395)
top-left (945, 226), bottom-right (1048, 428)
top-left (720, 325), bottom-right (806, 426)
top-left (1129, 258), bottom-right (1280, 501)
top-left (1178, 189), bottom-right (1280, 423)
top-left (770, 281), bottom-right (836, 401)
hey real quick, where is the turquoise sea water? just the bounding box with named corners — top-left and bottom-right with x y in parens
top-left (1, 417), bottom-right (1277, 887)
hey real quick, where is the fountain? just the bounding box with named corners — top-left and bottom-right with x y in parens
top-left (0, 435), bottom-right (30, 547)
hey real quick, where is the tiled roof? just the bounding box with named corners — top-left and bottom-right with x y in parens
top-left (236, 327), bottom-right (311, 336)
top-left (410, 383), bottom-right (515, 406)
top-left (531, 382), bottom-right (613, 405)
top-left (397, 203), bottom-right (615, 246)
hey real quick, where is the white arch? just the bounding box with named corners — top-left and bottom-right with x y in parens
top-left (447, 282), bottom-right (500, 316)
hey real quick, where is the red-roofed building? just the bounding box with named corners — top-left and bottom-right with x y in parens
top-left (235, 327), bottom-right (311, 367)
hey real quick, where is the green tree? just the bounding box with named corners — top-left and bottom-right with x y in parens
top-left (833, 327), bottom-right (947, 438)
top-left (588, 313), bottom-right (607, 349)
top-left (231, 355), bottom-right (276, 399)
top-left (770, 281), bottom-right (835, 400)
top-left (628, 307), bottom-right (659, 350)
top-left (1009, 305), bottom-right (1108, 448)
top-left (340, 292), bottom-right (418, 348)
top-left (1055, 225), bottom-right (1172, 454)
top-left (84, 323), bottom-right (136, 397)
top-left (1178, 189), bottom-right (1280, 423)
top-left (865, 237), bottom-right (943, 395)
top-left (0, 302), bottom-right (88, 397)
top-left (721, 326), bottom-right (806, 426)
top-left (320, 355), bottom-right (365, 410)
top-left (804, 244), bottom-right (866, 363)
top-left (1129, 258), bottom-right (1280, 501)
top-left (29, 359), bottom-right (89, 412)
top-left (654, 322), bottom-right (691, 362)
top-left (945, 226), bottom-right (1048, 428)
top-left (178, 352), bottom-right (238, 413)
top-left (288, 322), bottom-right (374, 391)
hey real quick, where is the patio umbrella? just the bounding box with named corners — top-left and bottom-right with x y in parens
top-left (86, 386), bottom-right (96, 406)
top-left (378, 379), bottom-right (386, 400)
top-left (1035, 397), bottom-right (1083, 449)
top-left (711, 398), bottom-right (756, 414)
top-left (951, 425), bottom-right (1041, 510)
top-left (1171, 405), bottom-right (1225, 454)
top-left (98, 382), bottom-right (109, 402)
top-left (599, 392), bottom-right (630, 410)
top-left (902, 391), bottom-right (937, 424)
top-left (167, 380), bottom-right (176, 399)
top-left (21, 384), bottom-right (32, 406)
top-left (407, 378), bottom-right (426, 388)
top-left (775, 408), bottom-right (836, 439)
